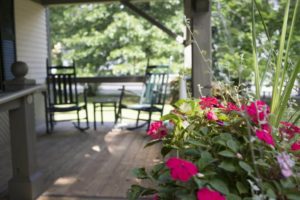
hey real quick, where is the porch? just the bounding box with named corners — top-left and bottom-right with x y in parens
top-left (1, 122), bottom-right (161, 199)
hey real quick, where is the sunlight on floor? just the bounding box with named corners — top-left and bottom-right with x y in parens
top-left (54, 177), bottom-right (77, 186)
top-left (104, 128), bottom-right (129, 155)
top-left (91, 145), bottom-right (101, 152)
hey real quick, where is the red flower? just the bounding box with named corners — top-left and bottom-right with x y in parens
top-left (197, 188), bottom-right (226, 200)
top-left (166, 157), bottom-right (198, 182)
top-left (256, 129), bottom-right (275, 146)
top-left (291, 141), bottom-right (300, 151)
top-left (245, 100), bottom-right (270, 124)
top-left (261, 124), bottom-right (272, 134)
top-left (147, 121), bottom-right (168, 139)
top-left (199, 97), bottom-right (220, 109)
top-left (152, 194), bottom-right (159, 200)
top-left (206, 110), bottom-right (218, 121)
top-left (280, 121), bottom-right (300, 139)
top-left (225, 102), bottom-right (240, 112)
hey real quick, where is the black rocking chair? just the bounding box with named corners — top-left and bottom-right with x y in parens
top-left (116, 65), bottom-right (169, 130)
top-left (45, 61), bottom-right (89, 133)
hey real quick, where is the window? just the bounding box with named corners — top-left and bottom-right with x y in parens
top-left (0, 0), bottom-right (16, 90)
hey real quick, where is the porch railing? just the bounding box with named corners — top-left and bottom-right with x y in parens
top-left (0, 85), bottom-right (45, 200)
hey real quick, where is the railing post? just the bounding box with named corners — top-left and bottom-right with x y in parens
top-left (8, 94), bottom-right (43, 200)
top-left (3, 61), bottom-right (43, 200)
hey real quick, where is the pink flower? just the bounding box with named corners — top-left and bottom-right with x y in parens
top-left (291, 141), bottom-right (300, 151)
top-left (225, 102), bottom-right (240, 112)
top-left (245, 100), bottom-right (270, 124)
top-left (206, 110), bottom-right (218, 121)
top-left (166, 157), bottom-right (198, 182)
top-left (261, 124), bottom-right (272, 134)
top-left (280, 121), bottom-right (300, 139)
top-left (147, 121), bottom-right (168, 139)
top-left (199, 97), bottom-right (220, 109)
top-left (197, 188), bottom-right (226, 200)
top-left (152, 194), bottom-right (159, 200)
top-left (256, 129), bottom-right (275, 146)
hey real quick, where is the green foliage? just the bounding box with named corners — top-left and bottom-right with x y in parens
top-left (212, 0), bottom-right (300, 84)
top-left (127, 84), bottom-right (300, 199)
top-left (49, 1), bottom-right (184, 76)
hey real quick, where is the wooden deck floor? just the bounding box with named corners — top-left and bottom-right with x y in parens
top-left (0, 122), bottom-right (162, 200)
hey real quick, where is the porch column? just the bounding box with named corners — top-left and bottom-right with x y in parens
top-left (8, 93), bottom-right (43, 200)
top-left (4, 62), bottom-right (43, 200)
top-left (185, 0), bottom-right (212, 97)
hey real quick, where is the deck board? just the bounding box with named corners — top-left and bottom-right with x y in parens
top-left (0, 122), bottom-right (162, 199)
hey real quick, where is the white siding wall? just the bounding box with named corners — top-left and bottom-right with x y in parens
top-left (0, 0), bottom-right (48, 140)
top-left (15, 0), bottom-right (48, 132)
top-left (15, 0), bottom-right (48, 84)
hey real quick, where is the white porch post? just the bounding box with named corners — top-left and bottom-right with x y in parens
top-left (3, 62), bottom-right (44, 200)
top-left (8, 94), bottom-right (43, 200)
top-left (184, 0), bottom-right (212, 97)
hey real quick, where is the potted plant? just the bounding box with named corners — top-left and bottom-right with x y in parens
top-left (127, 0), bottom-right (300, 199)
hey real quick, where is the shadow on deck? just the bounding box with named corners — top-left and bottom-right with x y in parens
top-left (0, 122), bottom-right (162, 200)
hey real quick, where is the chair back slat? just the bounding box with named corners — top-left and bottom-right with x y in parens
top-left (141, 65), bottom-right (169, 105)
top-left (46, 62), bottom-right (79, 106)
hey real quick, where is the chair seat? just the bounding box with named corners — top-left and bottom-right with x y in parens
top-left (123, 104), bottom-right (162, 112)
top-left (48, 104), bottom-right (85, 112)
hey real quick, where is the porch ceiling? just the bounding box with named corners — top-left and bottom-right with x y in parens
top-left (39, 0), bottom-right (160, 5)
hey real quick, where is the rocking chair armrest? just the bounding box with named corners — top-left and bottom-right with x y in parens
top-left (118, 86), bottom-right (139, 96)
top-left (83, 85), bottom-right (88, 104)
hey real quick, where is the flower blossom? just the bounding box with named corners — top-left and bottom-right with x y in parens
top-left (199, 97), bottom-right (220, 109)
top-left (147, 121), bottom-right (168, 139)
top-left (152, 194), bottom-right (159, 200)
top-left (255, 129), bottom-right (275, 146)
top-left (291, 141), bottom-right (300, 151)
top-left (245, 100), bottom-right (270, 124)
top-left (206, 110), bottom-right (218, 121)
top-left (197, 187), bottom-right (226, 200)
top-left (279, 121), bottom-right (300, 139)
top-left (166, 157), bottom-right (198, 182)
top-left (225, 102), bottom-right (240, 112)
top-left (276, 152), bottom-right (295, 178)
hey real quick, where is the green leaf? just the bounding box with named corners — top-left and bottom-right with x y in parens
top-left (238, 161), bottom-right (253, 174)
top-left (144, 139), bottom-right (161, 148)
top-left (197, 151), bottom-right (216, 170)
top-left (127, 185), bottom-right (153, 200)
top-left (218, 150), bottom-right (236, 158)
top-left (266, 188), bottom-right (276, 199)
top-left (218, 161), bottom-right (236, 172)
top-left (226, 139), bottom-right (238, 152)
top-left (183, 148), bottom-right (201, 156)
top-left (209, 179), bottom-right (230, 195)
top-left (227, 193), bottom-right (242, 200)
top-left (175, 191), bottom-right (195, 200)
top-left (194, 177), bottom-right (206, 188)
top-left (286, 193), bottom-right (300, 200)
top-left (280, 178), bottom-right (295, 189)
top-left (132, 168), bottom-right (148, 179)
top-left (187, 139), bottom-right (209, 148)
top-left (236, 181), bottom-right (248, 194)
top-left (150, 163), bottom-right (165, 180)
top-left (200, 127), bottom-right (208, 134)
top-left (161, 146), bottom-right (172, 157)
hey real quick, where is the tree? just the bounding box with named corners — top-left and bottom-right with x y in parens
top-left (212, 0), bottom-right (300, 86)
top-left (49, 1), bottom-right (184, 76)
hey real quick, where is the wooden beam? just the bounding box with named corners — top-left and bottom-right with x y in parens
top-left (76, 76), bottom-right (145, 84)
top-left (40, 0), bottom-right (157, 5)
top-left (120, 0), bottom-right (178, 40)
